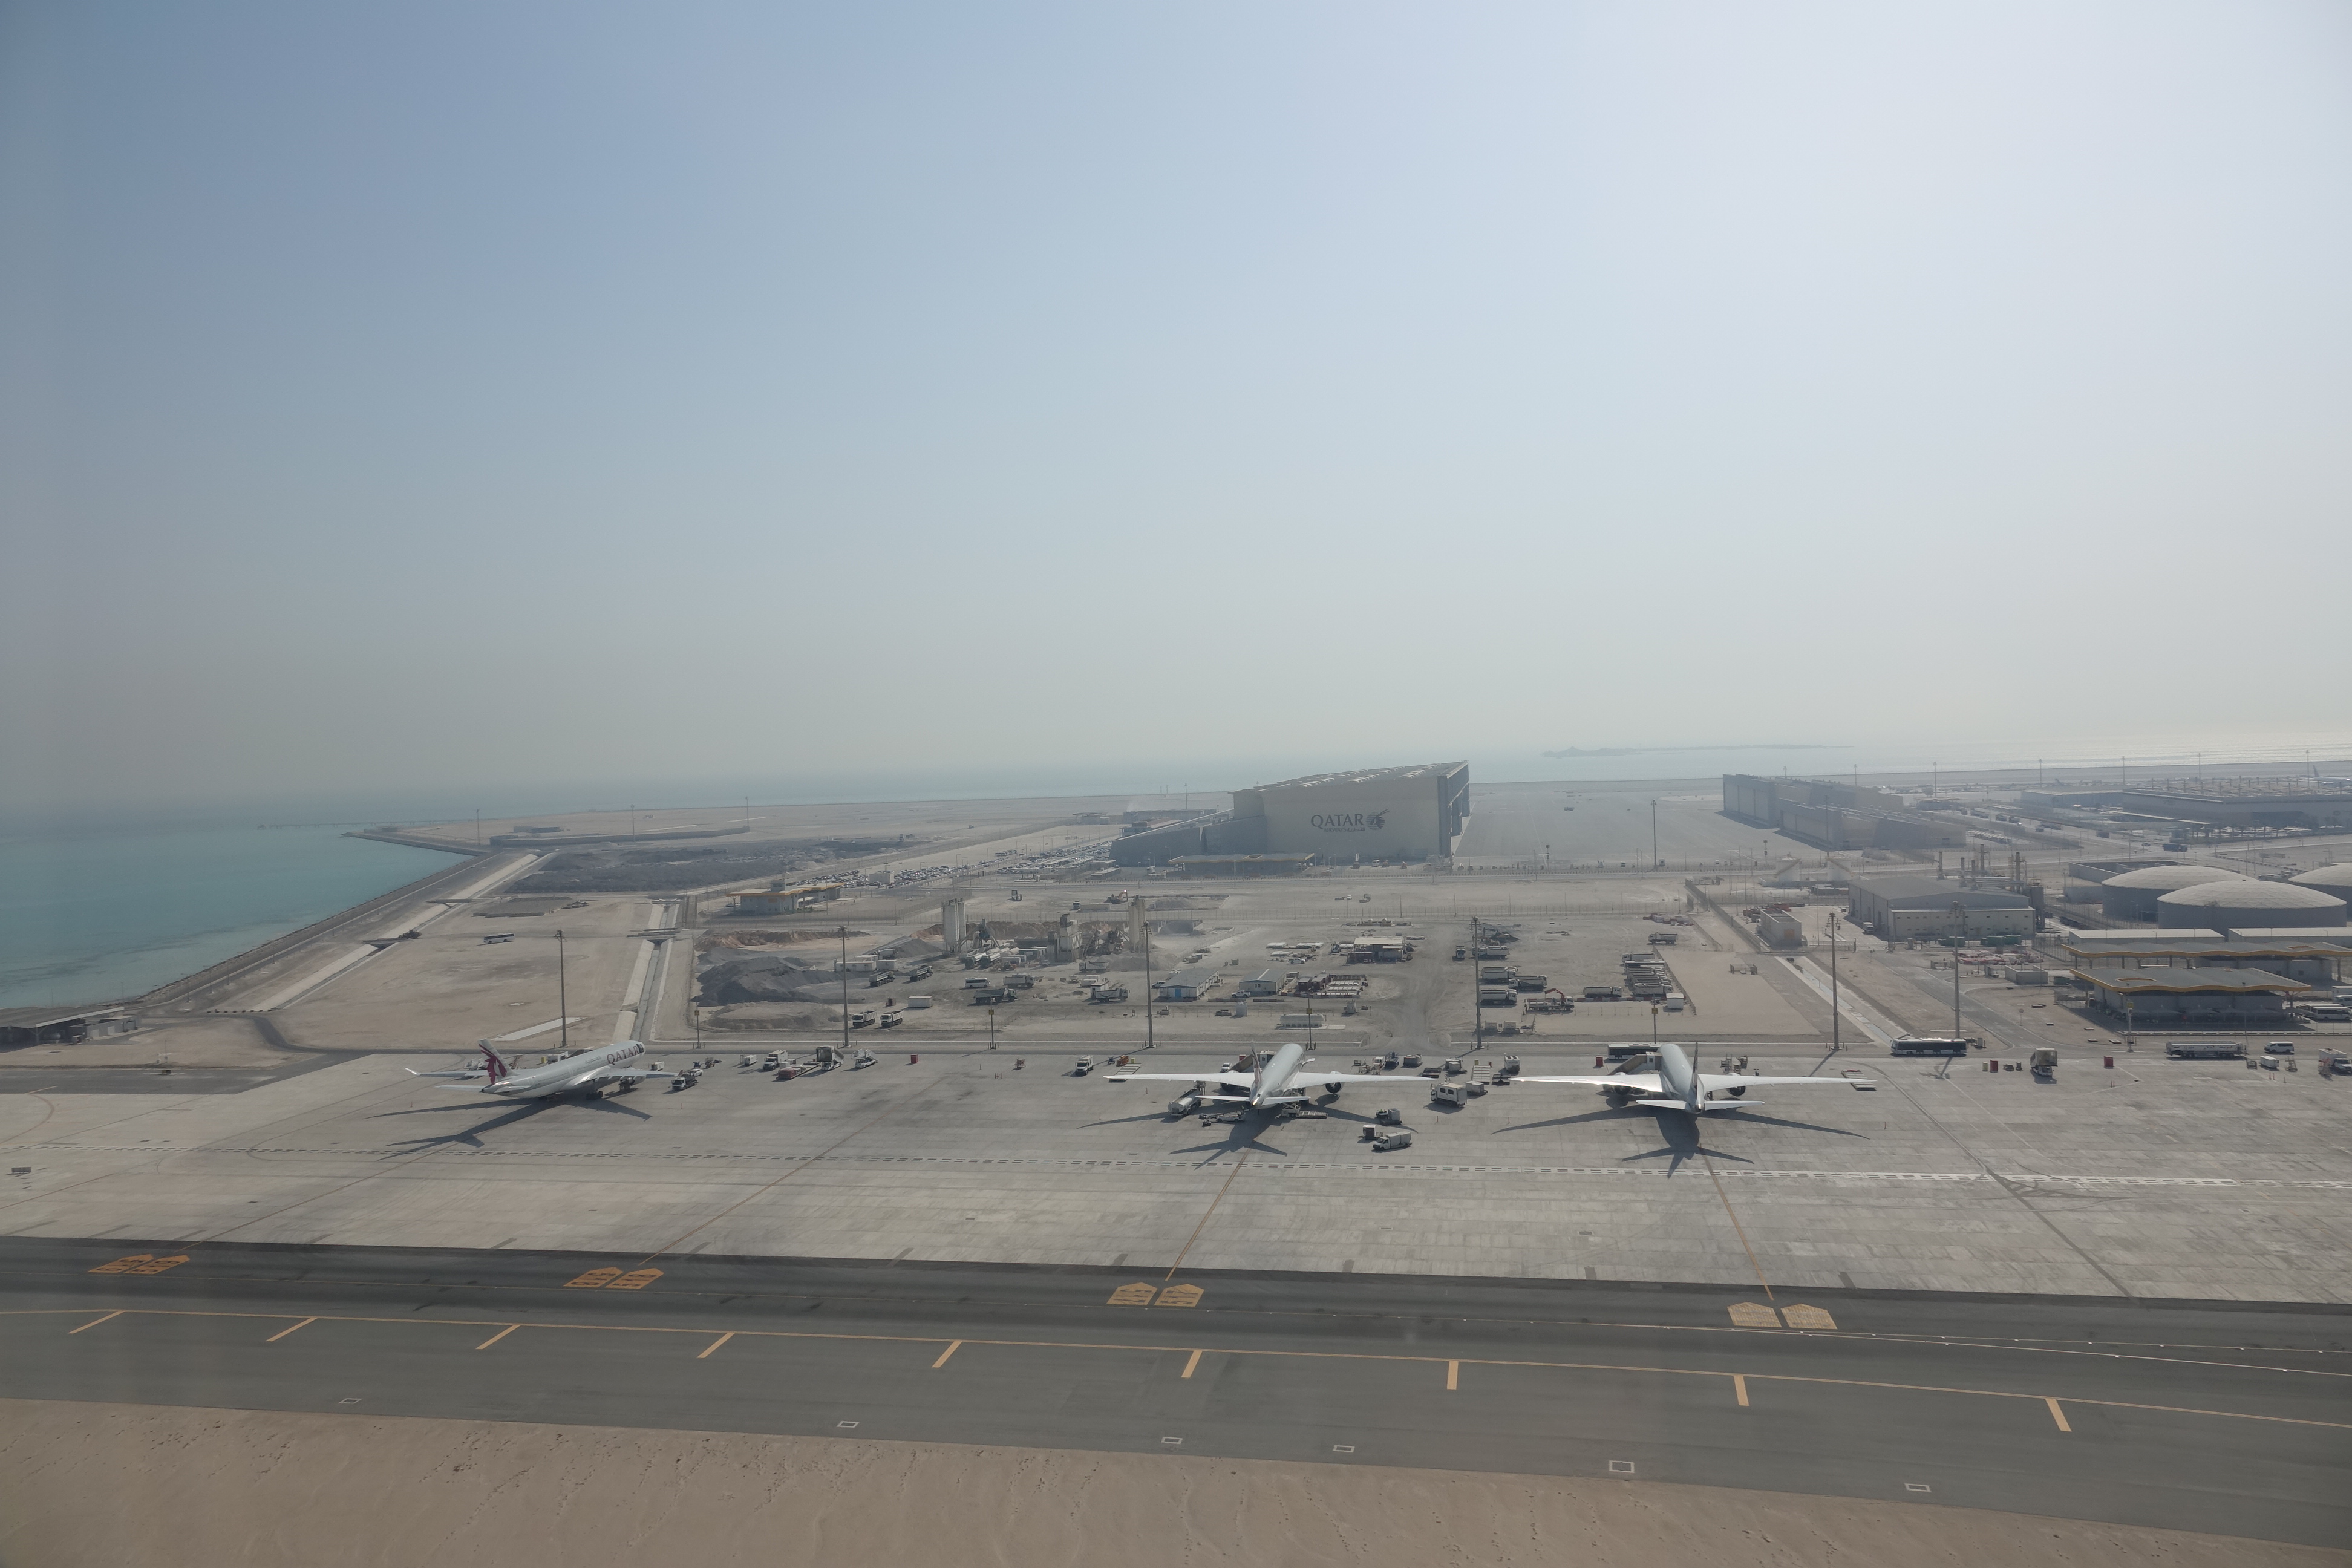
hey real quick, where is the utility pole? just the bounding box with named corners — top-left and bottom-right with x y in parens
top-left (1828, 912), bottom-right (1841, 1054)
top-left (555, 929), bottom-right (569, 1055)
top-left (1950, 901), bottom-right (1966, 1040)
top-left (1468, 915), bottom-right (1480, 1055)
top-left (839, 924), bottom-right (851, 1060)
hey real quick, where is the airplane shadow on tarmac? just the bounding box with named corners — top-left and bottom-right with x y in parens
top-left (1172, 1113), bottom-right (1294, 1166)
top-left (373, 1091), bottom-right (652, 1153)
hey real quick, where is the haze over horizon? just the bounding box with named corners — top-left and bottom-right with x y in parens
top-left (5, 2), bottom-right (2348, 816)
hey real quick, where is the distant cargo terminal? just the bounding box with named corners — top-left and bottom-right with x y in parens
top-left (1722, 774), bottom-right (1968, 851)
top-left (1114, 763), bottom-right (1469, 867)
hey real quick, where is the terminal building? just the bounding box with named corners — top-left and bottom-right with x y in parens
top-left (1112, 763), bottom-right (1469, 867)
top-left (2057, 929), bottom-right (2348, 1025)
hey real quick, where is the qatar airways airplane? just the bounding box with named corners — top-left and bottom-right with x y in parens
top-left (408, 1039), bottom-right (675, 1100)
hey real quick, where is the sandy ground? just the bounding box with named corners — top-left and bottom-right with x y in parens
top-left (0, 1400), bottom-right (2337, 1568)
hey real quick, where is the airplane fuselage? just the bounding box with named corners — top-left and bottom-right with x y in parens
top-left (479, 1040), bottom-right (650, 1097)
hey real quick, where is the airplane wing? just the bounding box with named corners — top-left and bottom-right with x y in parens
top-left (593, 1068), bottom-right (677, 1083)
top-left (1105, 1072), bottom-right (1255, 1088)
top-left (1699, 1074), bottom-right (1872, 1091)
top-left (407, 1068), bottom-right (488, 1080)
top-left (1508, 1074), bottom-right (1667, 1094)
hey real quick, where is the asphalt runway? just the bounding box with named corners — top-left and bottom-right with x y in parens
top-left (5, 1238), bottom-right (2345, 1549)
top-left (0, 1056), bottom-right (358, 1096)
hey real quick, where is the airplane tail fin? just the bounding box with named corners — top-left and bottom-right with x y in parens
top-left (476, 1040), bottom-right (510, 1083)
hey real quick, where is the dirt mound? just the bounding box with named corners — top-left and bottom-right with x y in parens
top-left (695, 952), bottom-right (828, 1005)
top-left (697, 929), bottom-right (868, 952)
top-left (512, 838), bottom-right (899, 895)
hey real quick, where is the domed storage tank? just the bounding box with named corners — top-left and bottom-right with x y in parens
top-left (2287, 865), bottom-right (2352, 907)
top-left (2155, 880), bottom-right (2348, 930)
top-left (2098, 864), bottom-right (2252, 922)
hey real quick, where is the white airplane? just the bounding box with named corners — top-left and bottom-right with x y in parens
top-left (1512, 1043), bottom-right (1870, 1114)
top-left (1105, 1040), bottom-right (1367, 1109)
top-left (408, 1039), bottom-right (675, 1100)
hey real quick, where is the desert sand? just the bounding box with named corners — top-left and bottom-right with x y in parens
top-left (0, 1400), bottom-right (2337, 1568)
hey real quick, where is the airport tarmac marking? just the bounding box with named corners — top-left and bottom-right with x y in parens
top-left (1446, 1359), bottom-right (1459, 1391)
top-left (1108, 1283), bottom-right (1158, 1305)
top-left (1702, 1156), bottom-right (1773, 1300)
top-left (1729, 1303), bottom-right (1780, 1328)
top-left (87, 1253), bottom-right (188, 1275)
top-left (697, 1332), bottom-right (733, 1359)
top-left (29, 1305), bottom-right (2351, 1433)
top-left (2047, 1396), bottom-right (2071, 1432)
top-left (627, 1082), bottom-right (947, 1269)
top-left (1734, 1374), bottom-right (1749, 1407)
top-left (1181, 1350), bottom-right (1202, 1379)
top-left (265, 1317), bottom-right (316, 1342)
top-left (1164, 1150), bottom-right (1252, 1281)
top-left (931, 1340), bottom-right (962, 1368)
top-left (1155, 1285), bottom-right (1203, 1307)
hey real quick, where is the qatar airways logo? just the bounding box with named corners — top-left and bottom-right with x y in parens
top-left (1309, 812), bottom-right (1385, 832)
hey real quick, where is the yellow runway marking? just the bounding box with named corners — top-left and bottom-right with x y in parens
top-left (1446, 1360), bottom-right (1459, 1391)
top-left (1782, 1305), bottom-right (1837, 1330)
top-left (1181, 1349), bottom-right (1202, 1379)
top-left (1729, 1303), bottom-right (1781, 1328)
top-left (2047, 1396), bottom-right (2072, 1432)
top-left (607, 1268), bottom-right (662, 1291)
top-left (88, 1254), bottom-right (154, 1275)
top-left (932, 1340), bottom-right (962, 1369)
top-left (1154, 1284), bottom-right (1203, 1308)
top-left (1734, 1374), bottom-right (1749, 1407)
top-left (266, 1318), bottom-right (317, 1342)
top-left (697, 1332), bottom-right (733, 1360)
top-left (565, 1268), bottom-right (622, 1289)
top-left (1108, 1283), bottom-right (1157, 1305)
top-left (28, 1307), bottom-right (2347, 1434)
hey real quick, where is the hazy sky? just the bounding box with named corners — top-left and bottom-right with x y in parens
top-left (5, 1), bottom-right (2348, 812)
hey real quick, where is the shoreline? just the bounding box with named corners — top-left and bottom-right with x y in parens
top-left (126, 844), bottom-right (489, 1013)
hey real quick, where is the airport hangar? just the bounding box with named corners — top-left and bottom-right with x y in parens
top-left (1110, 762), bottom-right (1470, 867)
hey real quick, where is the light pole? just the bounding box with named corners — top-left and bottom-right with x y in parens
top-left (1140, 898), bottom-right (1155, 1052)
top-left (1828, 912), bottom-right (1841, 1054)
top-left (555, 929), bottom-right (569, 1055)
top-left (1650, 798), bottom-right (1660, 869)
top-left (1468, 915), bottom-right (1481, 1054)
top-left (838, 924), bottom-right (851, 1060)
top-left (1950, 901), bottom-right (1967, 1040)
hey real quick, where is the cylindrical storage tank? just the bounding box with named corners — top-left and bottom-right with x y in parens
top-left (2155, 880), bottom-right (2348, 930)
top-left (2098, 864), bottom-right (2253, 922)
top-left (2287, 865), bottom-right (2352, 907)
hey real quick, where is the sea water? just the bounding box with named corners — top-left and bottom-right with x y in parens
top-left (0, 822), bottom-right (454, 1009)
